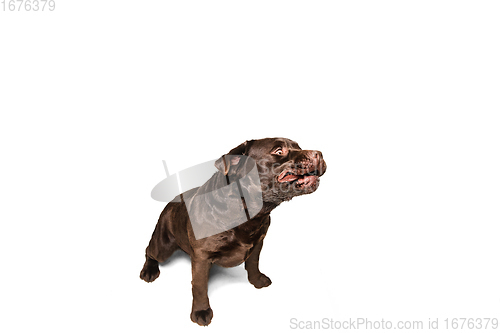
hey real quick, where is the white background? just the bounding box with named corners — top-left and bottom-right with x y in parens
top-left (1, 1), bottom-right (499, 332)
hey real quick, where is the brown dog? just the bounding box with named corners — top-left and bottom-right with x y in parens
top-left (140, 138), bottom-right (326, 325)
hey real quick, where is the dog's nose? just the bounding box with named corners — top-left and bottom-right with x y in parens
top-left (310, 150), bottom-right (326, 176)
top-left (310, 150), bottom-right (322, 162)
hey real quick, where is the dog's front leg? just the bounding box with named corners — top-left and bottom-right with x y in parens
top-left (190, 257), bottom-right (213, 326)
top-left (245, 240), bottom-right (272, 289)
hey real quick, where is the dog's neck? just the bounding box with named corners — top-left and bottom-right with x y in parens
top-left (256, 202), bottom-right (279, 216)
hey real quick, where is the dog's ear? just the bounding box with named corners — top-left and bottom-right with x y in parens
top-left (215, 140), bottom-right (253, 175)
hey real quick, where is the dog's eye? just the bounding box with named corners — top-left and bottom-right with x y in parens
top-left (273, 147), bottom-right (283, 155)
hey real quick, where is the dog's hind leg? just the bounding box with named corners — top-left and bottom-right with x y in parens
top-left (140, 220), bottom-right (178, 283)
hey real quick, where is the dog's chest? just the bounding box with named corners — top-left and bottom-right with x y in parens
top-left (209, 227), bottom-right (267, 267)
top-left (210, 241), bottom-right (254, 267)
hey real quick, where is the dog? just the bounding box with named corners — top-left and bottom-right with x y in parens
top-left (140, 137), bottom-right (327, 325)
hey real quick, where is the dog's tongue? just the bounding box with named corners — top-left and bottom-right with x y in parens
top-left (281, 174), bottom-right (299, 182)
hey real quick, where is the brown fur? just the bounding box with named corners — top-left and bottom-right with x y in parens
top-left (140, 138), bottom-right (326, 325)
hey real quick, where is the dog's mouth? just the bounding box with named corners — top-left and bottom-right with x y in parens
top-left (277, 168), bottom-right (319, 187)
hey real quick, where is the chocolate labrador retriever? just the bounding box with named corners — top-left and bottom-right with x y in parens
top-left (140, 138), bottom-right (326, 325)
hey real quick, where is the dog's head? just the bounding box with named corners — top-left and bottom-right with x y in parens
top-left (215, 138), bottom-right (327, 206)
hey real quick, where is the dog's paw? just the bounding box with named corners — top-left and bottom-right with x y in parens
top-left (140, 265), bottom-right (160, 283)
top-left (249, 273), bottom-right (272, 289)
top-left (191, 307), bottom-right (213, 326)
